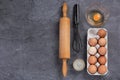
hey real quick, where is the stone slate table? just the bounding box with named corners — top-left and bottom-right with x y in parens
top-left (0, 0), bottom-right (120, 80)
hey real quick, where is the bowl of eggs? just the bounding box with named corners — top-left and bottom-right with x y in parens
top-left (87, 28), bottom-right (108, 75)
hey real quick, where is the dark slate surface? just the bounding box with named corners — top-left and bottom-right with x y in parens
top-left (0, 0), bottom-right (120, 80)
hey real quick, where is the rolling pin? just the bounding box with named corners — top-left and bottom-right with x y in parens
top-left (59, 2), bottom-right (70, 77)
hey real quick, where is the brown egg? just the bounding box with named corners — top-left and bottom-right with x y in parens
top-left (98, 38), bottom-right (106, 46)
top-left (98, 65), bottom-right (107, 74)
top-left (98, 56), bottom-right (107, 65)
top-left (97, 29), bottom-right (106, 38)
top-left (88, 56), bottom-right (97, 64)
top-left (98, 47), bottom-right (107, 55)
top-left (88, 38), bottom-right (97, 46)
top-left (88, 65), bottom-right (97, 74)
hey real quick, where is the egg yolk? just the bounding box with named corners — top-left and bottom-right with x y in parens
top-left (93, 13), bottom-right (101, 21)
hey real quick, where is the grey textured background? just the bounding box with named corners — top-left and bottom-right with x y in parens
top-left (0, 0), bottom-right (120, 80)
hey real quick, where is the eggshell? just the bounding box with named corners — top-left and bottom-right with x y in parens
top-left (88, 47), bottom-right (97, 55)
top-left (88, 38), bottom-right (97, 46)
top-left (98, 47), bottom-right (106, 55)
top-left (88, 65), bottom-right (97, 74)
top-left (98, 56), bottom-right (106, 65)
top-left (98, 65), bottom-right (107, 74)
top-left (88, 56), bottom-right (97, 64)
top-left (98, 38), bottom-right (106, 46)
top-left (97, 29), bottom-right (106, 38)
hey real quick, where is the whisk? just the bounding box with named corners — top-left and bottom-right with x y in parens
top-left (72, 4), bottom-right (82, 53)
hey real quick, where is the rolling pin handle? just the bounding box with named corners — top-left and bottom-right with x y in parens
top-left (62, 59), bottom-right (67, 77)
top-left (62, 2), bottom-right (67, 17)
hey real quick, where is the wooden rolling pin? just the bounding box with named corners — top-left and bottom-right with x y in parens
top-left (59, 2), bottom-right (70, 77)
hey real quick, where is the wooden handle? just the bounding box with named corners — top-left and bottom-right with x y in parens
top-left (62, 2), bottom-right (67, 17)
top-left (62, 59), bottom-right (67, 77)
